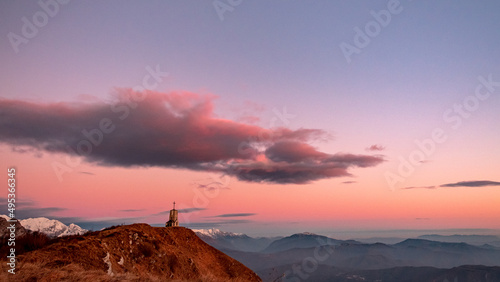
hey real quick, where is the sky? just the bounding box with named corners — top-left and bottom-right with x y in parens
top-left (0, 0), bottom-right (499, 237)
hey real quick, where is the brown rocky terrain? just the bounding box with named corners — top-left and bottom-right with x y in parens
top-left (0, 217), bottom-right (27, 238)
top-left (0, 224), bottom-right (261, 281)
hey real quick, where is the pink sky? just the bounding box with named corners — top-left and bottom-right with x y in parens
top-left (1, 1), bottom-right (499, 237)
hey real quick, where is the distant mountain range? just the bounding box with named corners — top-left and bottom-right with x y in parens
top-left (258, 264), bottom-right (500, 282)
top-left (194, 229), bottom-right (500, 282)
top-left (262, 232), bottom-right (360, 253)
top-left (355, 234), bottom-right (500, 247)
top-left (193, 228), bottom-right (280, 252)
top-left (1, 215), bottom-right (87, 238)
top-left (4, 217), bottom-right (499, 281)
top-left (417, 234), bottom-right (500, 247)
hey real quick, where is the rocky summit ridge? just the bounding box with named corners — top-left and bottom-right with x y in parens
top-left (0, 224), bottom-right (261, 281)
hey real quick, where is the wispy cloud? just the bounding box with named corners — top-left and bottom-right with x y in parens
top-left (342, 181), bottom-right (357, 184)
top-left (181, 219), bottom-right (253, 229)
top-left (14, 207), bottom-right (67, 219)
top-left (366, 144), bottom-right (385, 151)
top-left (11, 146), bottom-right (43, 157)
top-left (0, 197), bottom-right (35, 207)
top-left (152, 207), bottom-right (207, 216)
top-left (440, 180), bottom-right (500, 188)
top-left (195, 181), bottom-right (230, 191)
top-left (402, 186), bottom-right (436, 190)
top-left (402, 180), bottom-right (500, 190)
top-left (0, 90), bottom-right (384, 184)
top-left (0, 197), bottom-right (66, 219)
top-left (73, 216), bottom-right (147, 231)
top-left (208, 213), bottom-right (256, 218)
top-left (51, 216), bottom-right (88, 225)
top-left (234, 100), bottom-right (265, 124)
top-left (178, 207), bottom-right (207, 214)
top-left (119, 209), bottom-right (145, 212)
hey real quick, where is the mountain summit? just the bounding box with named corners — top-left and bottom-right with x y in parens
top-left (194, 229), bottom-right (279, 252)
top-left (193, 228), bottom-right (245, 239)
top-left (1, 224), bottom-right (261, 281)
top-left (20, 217), bottom-right (87, 238)
top-left (0, 215), bottom-right (87, 238)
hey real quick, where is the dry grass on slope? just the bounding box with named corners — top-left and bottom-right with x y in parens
top-left (0, 224), bottom-right (261, 282)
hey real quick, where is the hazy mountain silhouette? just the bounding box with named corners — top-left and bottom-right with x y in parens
top-left (417, 234), bottom-right (500, 247)
top-left (262, 232), bottom-right (360, 253)
top-left (258, 264), bottom-right (500, 282)
top-left (194, 228), bottom-right (279, 252)
top-left (195, 230), bottom-right (500, 282)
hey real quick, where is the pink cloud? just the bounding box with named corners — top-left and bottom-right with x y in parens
top-left (0, 90), bottom-right (385, 184)
top-left (366, 144), bottom-right (385, 151)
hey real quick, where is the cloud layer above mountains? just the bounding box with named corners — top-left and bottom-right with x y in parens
top-left (0, 90), bottom-right (384, 184)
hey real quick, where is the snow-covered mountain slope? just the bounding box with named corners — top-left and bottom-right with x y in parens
top-left (193, 228), bottom-right (280, 252)
top-left (19, 217), bottom-right (87, 238)
top-left (193, 228), bottom-right (245, 238)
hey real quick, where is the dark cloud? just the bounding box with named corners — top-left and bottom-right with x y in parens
top-left (11, 146), bottom-right (43, 157)
top-left (5, 198), bottom-right (72, 223)
top-left (152, 210), bottom-right (171, 216)
top-left (229, 151), bottom-right (384, 184)
top-left (402, 180), bottom-right (500, 190)
top-left (342, 181), bottom-right (357, 184)
top-left (0, 197), bottom-right (139, 230)
top-left (51, 216), bottom-right (88, 225)
top-left (152, 207), bottom-right (206, 216)
top-left (178, 207), bottom-right (207, 214)
top-left (195, 181), bottom-right (230, 191)
top-left (79, 171), bottom-right (95, 175)
top-left (0, 197), bottom-right (66, 219)
top-left (402, 186), bottom-right (436, 190)
top-left (366, 144), bottom-right (385, 151)
top-left (28, 215), bottom-right (147, 231)
top-left (440, 180), bottom-right (500, 188)
top-left (0, 90), bottom-right (384, 184)
top-left (181, 219), bottom-right (253, 229)
top-left (0, 197), bottom-right (36, 208)
top-left (265, 141), bottom-right (326, 163)
top-left (209, 213), bottom-right (256, 218)
top-left (119, 209), bottom-right (145, 212)
top-left (73, 216), bottom-right (147, 231)
top-left (15, 207), bottom-right (66, 219)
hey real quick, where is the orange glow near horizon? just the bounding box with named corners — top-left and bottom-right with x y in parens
top-left (2, 143), bottom-right (499, 234)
